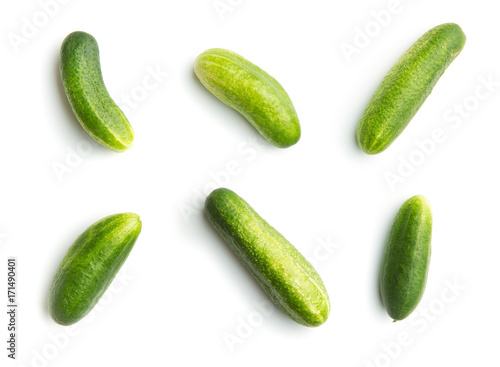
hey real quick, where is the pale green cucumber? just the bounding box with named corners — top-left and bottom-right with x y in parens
top-left (194, 48), bottom-right (301, 148)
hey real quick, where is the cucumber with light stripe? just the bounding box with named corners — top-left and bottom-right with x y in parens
top-left (204, 188), bottom-right (330, 327)
top-left (380, 195), bottom-right (432, 321)
top-left (194, 48), bottom-right (301, 148)
top-left (357, 23), bottom-right (466, 154)
top-left (60, 31), bottom-right (134, 152)
top-left (49, 213), bottom-right (142, 325)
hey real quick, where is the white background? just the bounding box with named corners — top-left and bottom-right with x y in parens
top-left (1, 0), bottom-right (498, 366)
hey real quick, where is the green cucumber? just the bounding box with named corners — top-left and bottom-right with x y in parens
top-left (194, 48), bottom-right (301, 148)
top-left (204, 188), bottom-right (330, 327)
top-left (380, 195), bottom-right (432, 321)
top-left (357, 23), bottom-right (466, 154)
top-left (48, 213), bottom-right (141, 326)
top-left (60, 31), bottom-right (134, 152)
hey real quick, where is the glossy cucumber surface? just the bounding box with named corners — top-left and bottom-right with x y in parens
top-left (357, 23), bottom-right (466, 154)
top-left (205, 188), bottom-right (330, 327)
top-left (380, 195), bottom-right (432, 321)
top-left (49, 213), bottom-right (141, 325)
top-left (60, 31), bottom-right (134, 152)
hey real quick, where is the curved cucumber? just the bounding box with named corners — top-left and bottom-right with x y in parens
top-left (380, 195), bottom-right (432, 321)
top-left (49, 213), bottom-right (141, 326)
top-left (194, 48), bottom-right (301, 148)
top-left (204, 188), bottom-right (330, 327)
top-left (357, 23), bottom-right (466, 154)
top-left (60, 31), bottom-right (134, 152)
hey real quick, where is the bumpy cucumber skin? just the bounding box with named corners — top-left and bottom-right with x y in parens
top-left (194, 48), bottom-right (301, 148)
top-left (205, 188), bottom-right (330, 327)
top-left (357, 23), bottom-right (466, 154)
top-left (49, 213), bottom-right (141, 326)
top-left (60, 31), bottom-right (134, 152)
top-left (380, 195), bottom-right (432, 321)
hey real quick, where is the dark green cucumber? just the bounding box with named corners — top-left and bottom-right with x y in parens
top-left (48, 213), bottom-right (141, 326)
top-left (204, 188), bottom-right (329, 327)
top-left (60, 31), bottom-right (134, 152)
top-left (357, 23), bottom-right (466, 154)
top-left (380, 195), bottom-right (432, 321)
top-left (194, 48), bottom-right (301, 148)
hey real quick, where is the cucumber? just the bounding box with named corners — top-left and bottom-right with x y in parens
top-left (194, 48), bottom-right (301, 148)
top-left (356, 23), bottom-right (466, 154)
top-left (48, 213), bottom-right (141, 326)
top-left (60, 31), bottom-right (134, 152)
top-left (380, 195), bottom-right (432, 321)
top-left (204, 188), bottom-right (330, 327)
